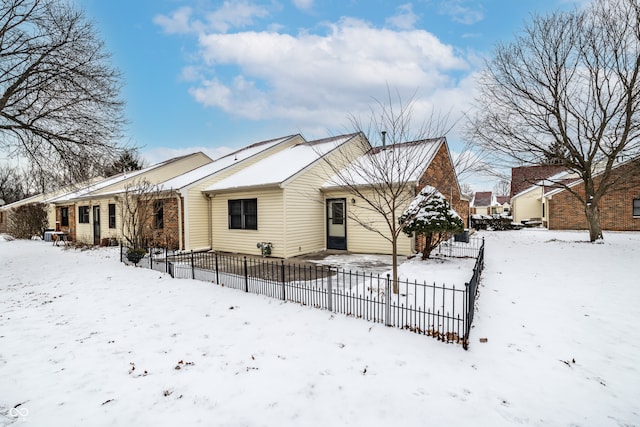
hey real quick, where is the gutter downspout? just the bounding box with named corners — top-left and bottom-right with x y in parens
top-left (206, 193), bottom-right (213, 249)
top-left (174, 192), bottom-right (183, 251)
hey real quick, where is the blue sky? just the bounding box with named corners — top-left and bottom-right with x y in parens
top-left (79, 0), bottom-right (586, 185)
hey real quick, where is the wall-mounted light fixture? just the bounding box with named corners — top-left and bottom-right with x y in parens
top-left (351, 198), bottom-right (356, 204)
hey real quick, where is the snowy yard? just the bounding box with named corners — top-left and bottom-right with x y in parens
top-left (1, 229), bottom-right (639, 426)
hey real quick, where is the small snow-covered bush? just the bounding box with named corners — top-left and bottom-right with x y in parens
top-left (399, 186), bottom-right (464, 259)
top-left (126, 248), bottom-right (147, 265)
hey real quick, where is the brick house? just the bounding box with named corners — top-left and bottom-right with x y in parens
top-left (510, 165), bottom-right (575, 226)
top-left (545, 157), bottom-right (640, 231)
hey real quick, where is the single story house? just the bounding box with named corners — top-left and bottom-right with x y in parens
top-left (545, 156), bottom-right (640, 231)
top-left (49, 152), bottom-right (213, 246)
top-left (4, 132), bottom-right (469, 258)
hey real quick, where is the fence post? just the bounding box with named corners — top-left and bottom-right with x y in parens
top-left (244, 256), bottom-right (249, 292)
top-left (120, 240), bottom-right (123, 263)
top-left (463, 282), bottom-right (470, 350)
top-left (327, 266), bottom-right (333, 312)
top-left (150, 247), bottom-right (153, 270)
top-left (385, 274), bottom-right (392, 327)
top-left (215, 252), bottom-right (219, 285)
top-left (281, 260), bottom-right (286, 300)
top-left (191, 250), bottom-right (195, 280)
top-left (165, 246), bottom-right (168, 274)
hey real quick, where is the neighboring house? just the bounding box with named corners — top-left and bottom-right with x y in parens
top-left (321, 137), bottom-right (468, 257)
top-left (544, 156), bottom-right (640, 231)
top-left (496, 196), bottom-right (511, 215)
top-left (511, 165), bottom-right (567, 198)
top-left (0, 177), bottom-right (104, 235)
top-left (470, 192), bottom-right (510, 216)
top-left (510, 169), bottom-right (578, 226)
top-left (470, 192), bottom-right (492, 215)
top-left (49, 152), bottom-right (213, 246)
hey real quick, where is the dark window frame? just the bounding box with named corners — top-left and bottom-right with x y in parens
top-left (331, 201), bottom-right (344, 225)
top-left (78, 206), bottom-right (90, 223)
top-left (61, 207), bottom-right (69, 227)
top-left (154, 200), bottom-right (164, 229)
top-left (633, 198), bottom-right (640, 217)
top-left (108, 203), bottom-right (116, 229)
top-left (228, 199), bottom-right (257, 230)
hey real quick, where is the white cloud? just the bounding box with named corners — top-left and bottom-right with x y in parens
top-left (186, 17), bottom-right (469, 129)
top-left (292, 0), bottom-right (314, 12)
top-left (153, 7), bottom-right (194, 34)
top-left (154, 1), bottom-right (269, 34)
top-left (386, 3), bottom-right (419, 30)
top-left (438, 0), bottom-right (484, 25)
top-left (204, 1), bottom-right (270, 33)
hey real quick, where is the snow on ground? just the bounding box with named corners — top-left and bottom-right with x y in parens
top-left (0, 229), bottom-right (639, 426)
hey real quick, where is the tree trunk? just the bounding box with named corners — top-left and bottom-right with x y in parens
top-left (392, 239), bottom-right (399, 294)
top-left (585, 201), bottom-right (603, 242)
top-left (421, 233), bottom-right (434, 259)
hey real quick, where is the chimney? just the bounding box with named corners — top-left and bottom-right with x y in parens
top-left (381, 131), bottom-right (387, 148)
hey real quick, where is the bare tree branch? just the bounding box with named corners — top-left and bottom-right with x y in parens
top-left (466, 0), bottom-right (640, 241)
top-left (0, 0), bottom-right (127, 186)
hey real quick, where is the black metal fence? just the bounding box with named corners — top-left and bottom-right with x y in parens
top-left (121, 237), bottom-right (484, 349)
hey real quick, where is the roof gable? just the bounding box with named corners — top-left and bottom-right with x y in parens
top-left (322, 137), bottom-right (444, 188)
top-left (51, 152), bottom-right (212, 202)
top-left (472, 191), bottom-right (492, 207)
top-left (155, 134), bottom-right (300, 191)
top-left (510, 165), bottom-right (567, 197)
top-left (205, 133), bottom-right (360, 192)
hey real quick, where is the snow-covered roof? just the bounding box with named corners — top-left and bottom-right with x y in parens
top-left (511, 170), bottom-right (578, 199)
top-left (155, 135), bottom-right (297, 191)
top-left (322, 137), bottom-right (443, 189)
top-left (49, 165), bottom-right (156, 203)
top-left (205, 134), bottom-right (358, 192)
top-left (49, 153), bottom-right (210, 203)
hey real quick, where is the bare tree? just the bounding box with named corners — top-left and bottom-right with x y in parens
top-left (493, 179), bottom-right (510, 197)
top-left (322, 90), bottom-right (460, 293)
top-left (0, 165), bottom-right (26, 203)
top-left (119, 179), bottom-right (164, 249)
top-left (459, 183), bottom-right (474, 199)
top-left (0, 0), bottom-right (126, 184)
top-left (102, 148), bottom-right (144, 177)
top-left (467, 0), bottom-right (640, 242)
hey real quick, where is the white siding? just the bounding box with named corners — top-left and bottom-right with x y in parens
top-left (211, 189), bottom-right (285, 257)
top-left (512, 188), bottom-right (543, 223)
top-left (322, 189), bottom-right (413, 256)
top-left (73, 199), bottom-right (121, 245)
top-left (185, 136), bottom-right (303, 251)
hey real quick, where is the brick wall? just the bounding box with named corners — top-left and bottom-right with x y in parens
top-left (142, 197), bottom-right (183, 250)
top-left (548, 159), bottom-right (640, 231)
top-left (417, 142), bottom-right (469, 227)
top-left (56, 205), bottom-right (76, 241)
top-left (414, 142), bottom-right (469, 252)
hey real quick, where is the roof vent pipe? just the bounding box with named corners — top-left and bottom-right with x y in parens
top-left (381, 131), bottom-right (387, 148)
